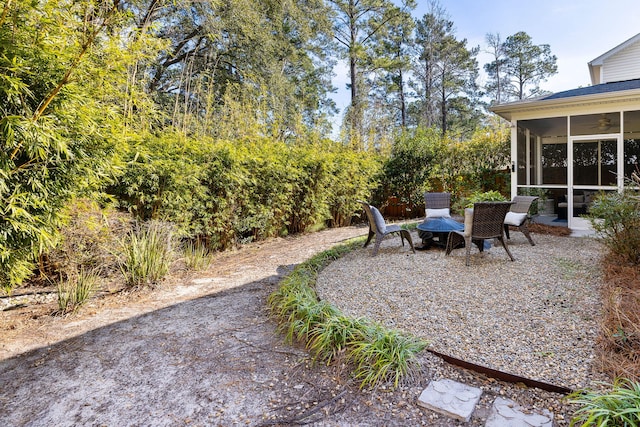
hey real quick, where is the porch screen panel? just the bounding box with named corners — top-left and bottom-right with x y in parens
top-left (624, 110), bottom-right (640, 180)
top-left (542, 140), bottom-right (567, 184)
top-left (570, 112), bottom-right (620, 135)
top-left (518, 117), bottom-right (566, 186)
top-left (573, 140), bottom-right (617, 186)
top-left (529, 139), bottom-right (539, 184)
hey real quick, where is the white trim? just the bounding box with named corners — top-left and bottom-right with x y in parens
top-left (568, 134), bottom-right (622, 229)
top-left (589, 33), bottom-right (640, 66)
top-left (491, 89), bottom-right (640, 121)
top-left (510, 121), bottom-right (518, 197)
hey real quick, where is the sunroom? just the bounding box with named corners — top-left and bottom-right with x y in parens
top-left (491, 34), bottom-right (640, 231)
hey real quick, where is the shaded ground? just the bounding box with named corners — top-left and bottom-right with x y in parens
top-left (1, 224), bottom-right (580, 426)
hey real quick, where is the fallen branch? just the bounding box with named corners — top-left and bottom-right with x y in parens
top-left (258, 389), bottom-right (348, 426)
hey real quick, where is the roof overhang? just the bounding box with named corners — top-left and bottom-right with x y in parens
top-left (490, 87), bottom-right (640, 121)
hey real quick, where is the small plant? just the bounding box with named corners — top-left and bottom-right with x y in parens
top-left (120, 221), bottom-right (174, 287)
top-left (568, 379), bottom-right (640, 426)
top-left (464, 190), bottom-right (507, 206)
top-left (56, 269), bottom-right (99, 314)
top-left (183, 241), bottom-right (212, 270)
top-left (307, 315), bottom-right (369, 364)
top-left (520, 188), bottom-right (550, 215)
top-left (348, 324), bottom-right (428, 389)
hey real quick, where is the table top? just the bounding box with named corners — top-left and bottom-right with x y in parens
top-left (417, 217), bottom-right (464, 232)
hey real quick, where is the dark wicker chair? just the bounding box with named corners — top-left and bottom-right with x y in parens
top-left (445, 201), bottom-right (515, 266)
top-left (424, 192), bottom-right (451, 212)
top-left (359, 201), bottom-right (415, 256)
top-left (503, 196), bottom-right (539, 246)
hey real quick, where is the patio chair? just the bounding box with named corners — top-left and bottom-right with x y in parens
top-left (424, 192), bottom-right (451, 217)
top-left (445, 201), bottom-right (515, 266)
top-left (420, 192), bottom-right (453, 247)
top-left (358, 201), bottom-right (415, 256)
top-left (503, 196), bottom-right (539, 246)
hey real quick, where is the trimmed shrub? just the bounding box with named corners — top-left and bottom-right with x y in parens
top-left (111, 133), bottom-right (381, 248)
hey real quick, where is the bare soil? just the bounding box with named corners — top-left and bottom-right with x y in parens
top-left (1, 225), bottom-right (576, 426)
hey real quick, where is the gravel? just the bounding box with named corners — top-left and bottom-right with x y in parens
top-left (316, 230), bottom-right (610, 393)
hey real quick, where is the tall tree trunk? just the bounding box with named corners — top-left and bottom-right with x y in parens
top-left (398, 69), bottom-right (406, 128)
top-left (440, 71), bottom-right (447, 135)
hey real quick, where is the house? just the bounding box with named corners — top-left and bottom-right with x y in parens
top-left (491, 33), bottom-right (640, 231)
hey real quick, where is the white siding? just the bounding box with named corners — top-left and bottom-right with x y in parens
top-left (602, 40), bottom-right (640, 83)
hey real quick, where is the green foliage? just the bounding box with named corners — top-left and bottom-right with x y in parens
top-left (378, 122), bottom-right (509, 215)
top-left (120, 221), bottom-right (174, 288)
top-left (568, 379), bottom-right (640, 427)
top-left (460, 190), bottom-right (507, 209)
top-left (307, 315), bottom-right (369, 364)
top-left (588, 188), bottom-right (640, 265)
top-left (382, 127), bottom-right (439, 208)
top-left (486, 31), bottom-right (558, 101)
top-left (348, 324), bottom-right (427, 389)
top-left (1, 0), bottom-right (147, 293)
top-left (141, 0), bottom-right (336, 138)
top-left (56, 268), bottom-right (99, 315)
top-left (413, 9), bottom-right (481, 135)
top-left (112, 133), bottom-right (382, 248)
top-left (268, 239), bottom-right (427, 390)
top-left (183, 241), bottom-right (212, 271)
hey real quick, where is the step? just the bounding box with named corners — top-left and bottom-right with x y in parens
top-left (417, 379), bottom-right (555, 426)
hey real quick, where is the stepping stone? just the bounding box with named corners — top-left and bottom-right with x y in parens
top-left (485, 397), bottom-right (554, 427)
top-left (417, 379), bottom-right (482, 422)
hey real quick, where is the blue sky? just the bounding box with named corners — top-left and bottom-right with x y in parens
top-left (331, 0), bottom-right (640, 119)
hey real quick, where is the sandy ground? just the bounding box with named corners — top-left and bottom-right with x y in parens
top-left (0, 225), bottom-right (582, 426)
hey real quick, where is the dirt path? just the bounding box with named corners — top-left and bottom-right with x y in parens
top-left (0, 226), bottom-right (571, 426)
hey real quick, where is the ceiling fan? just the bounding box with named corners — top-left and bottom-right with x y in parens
top-left (597, 115), bottom-right (612, 131)
top-left (595, 114), bottom-right (611, 131)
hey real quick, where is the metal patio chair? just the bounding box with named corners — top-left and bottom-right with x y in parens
top-left (359, 201), bottom-right (415, 256)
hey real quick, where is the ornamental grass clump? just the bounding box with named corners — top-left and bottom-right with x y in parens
top-left (120, 221), bottom-right (174, 288)
top-left (348, 325), bottom-right (427, 389)
top-left (56, 268), bottom-right (99, 314)
top-left (268, 239), bottom-right (428, 389)
top-left (183, 240), bottom-right (212, 271)
top-left (307, 315), bottom-right (369, 365)
top-left (568, 379), bottom-right (640, 427)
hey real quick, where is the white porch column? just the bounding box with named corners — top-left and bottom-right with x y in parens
top-left (510, 120), bottom-right (518, 198)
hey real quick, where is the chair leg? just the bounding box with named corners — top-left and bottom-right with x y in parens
top-left (445, 232), bottom-right (464, 255)
top-left (496, 237), bottom-right (515, 261)
top-left (520, 224), bottom-right (535, 246)
top-left (465, 236), bottom-right (472, 266)
top-left (504, 224), bottom-right (511, 240)
top-left (363, 229), bottom-right (375, 248)
top-left (400, 230), bottom-right (415, 253)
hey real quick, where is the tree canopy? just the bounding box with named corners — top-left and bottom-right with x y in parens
top-left (1, 0), bottom-right (554, 292)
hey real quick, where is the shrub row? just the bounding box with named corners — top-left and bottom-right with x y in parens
top-left (111, 133), bottom-right (382, 250)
